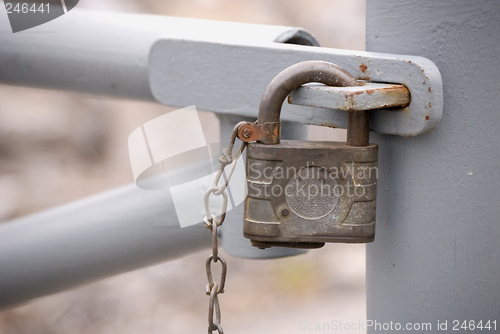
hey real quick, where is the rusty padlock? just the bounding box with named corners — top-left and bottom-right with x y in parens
top-left (237, 61), bottom-right (378, 249)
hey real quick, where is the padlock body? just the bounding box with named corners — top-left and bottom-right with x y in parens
top-left (244, 140), bottom-right (378, 249)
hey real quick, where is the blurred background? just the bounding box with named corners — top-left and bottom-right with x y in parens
top-left (0, 0), bottom-right (366, 333)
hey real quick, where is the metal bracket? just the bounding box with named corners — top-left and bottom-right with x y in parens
top-left (149, 39), bottom-right (443, 136)
top-left (237, 121), bottom-right (280, 144)
top-left (288, 82), bottom-right (411, 111)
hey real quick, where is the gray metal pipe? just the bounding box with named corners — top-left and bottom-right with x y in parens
top-left (0, 178), bottom-right (211, 310)
top-left (0, 8), bottom-right (318, 100)
top-left (366, 1), bottom-right (500, 331)
top-left (0, 119), bottom-right (310, 309)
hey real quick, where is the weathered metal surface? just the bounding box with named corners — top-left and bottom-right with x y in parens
top-left (347, 110), bottom-right (370, 147)
top-left (257, 61), bottom-right (360, 126)
top-left (244, 140), bottom-right (378, 247)
top-left (238, 60), bottom-right (366, 145)
top-left (242, 61), bottom-right (377, 249)
top-left (237, 121), bottom-right (281, 144)
top-left (150, 38), bottom-right (442, 137)
top-left (219, 115), bottom-right (308, 259)
top-left (288, 82), bottom-right (411, 111)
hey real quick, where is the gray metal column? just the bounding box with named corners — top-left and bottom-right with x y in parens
top-left (366, 1), bottom-right (500, 331)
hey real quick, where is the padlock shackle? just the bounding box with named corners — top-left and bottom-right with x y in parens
top-left (237, 61), bottom-right (366, 145)
top-left (258, 60), bottom-right (360, 127)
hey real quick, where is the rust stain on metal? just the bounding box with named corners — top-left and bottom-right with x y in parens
top-left (237, 122), bottom-right (281, 144)
top-left (319, 122), bottom-right (340, 128)
top-left (289, 83), bottom-right (411, 111)
top-left (242, 128), bottom-right (252, 139)
top-left (359, 64), bottom-right (368, 73)
top-left (428, 102), bottom-right (432, 108)
top-left (245, 138), bottom-right (378, 247)
top-left (428, 87), bottom-right (432, 92)
top-left (425, 114), bottom-right (430, 121)
top-left (344, 90), bottom-right (364, 97)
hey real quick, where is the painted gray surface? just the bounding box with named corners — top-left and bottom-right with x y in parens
top-left (366, 1), bottom-right (500, 332)
top-left (0, 116), bottom-right (309, 309)
top-left (150, 39), bottom-right (442, 136)
top-left (0, 7), bottom-right (443, 137)
top-left (0, 8), bottom-right (317, 100)
top-left (219, 114), bottom-right (307, 259)
top-left (0, 176), bottom-right (211, 309)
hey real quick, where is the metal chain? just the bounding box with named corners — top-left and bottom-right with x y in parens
top-left (204, 121), bottom-right (247, 334)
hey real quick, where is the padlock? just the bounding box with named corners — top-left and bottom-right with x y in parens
top-left (237, 61), bottom-right (378, 249)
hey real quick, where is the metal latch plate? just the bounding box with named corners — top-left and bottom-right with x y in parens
top-left (149, 39), bottom-right (443, 136)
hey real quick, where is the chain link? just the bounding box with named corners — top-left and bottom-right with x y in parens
top-left (204, 121), bottom-right (247, 334)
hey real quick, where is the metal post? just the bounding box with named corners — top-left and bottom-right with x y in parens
top-left (366, 1), bottom-right (500, 331)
